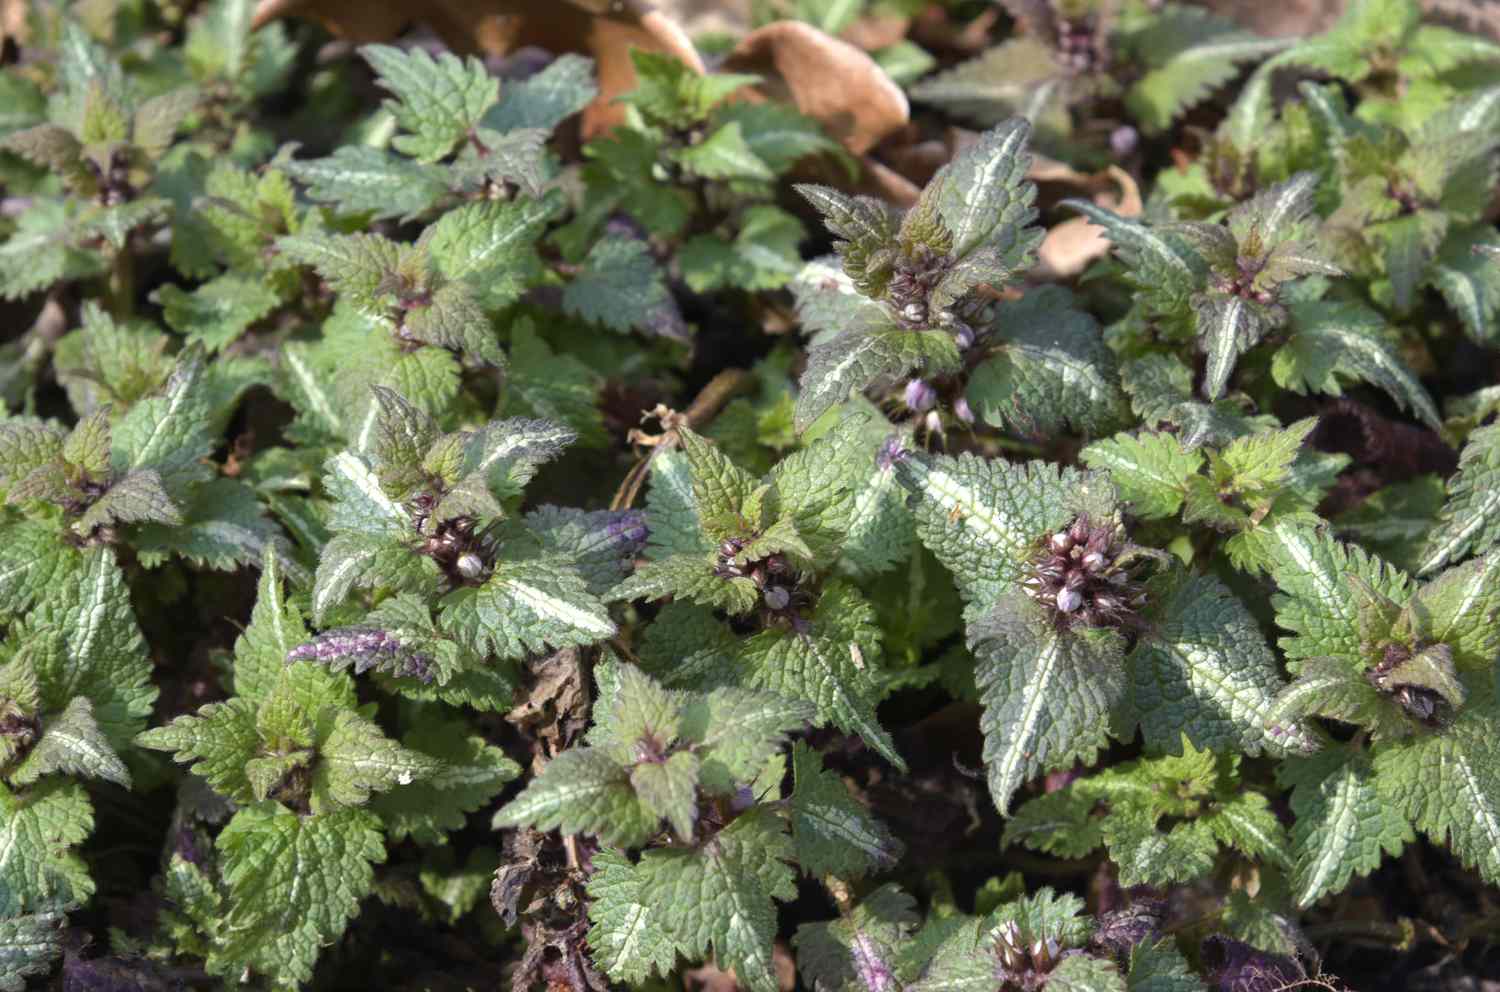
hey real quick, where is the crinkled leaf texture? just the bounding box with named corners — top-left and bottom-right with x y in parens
top-left (0, 779), bottom-right (94, 916)
top-left (970, 593), bottom-right (1127, 814)
top-left (216, 803), bottom-right (386, 988)
top-left (1279, 746), bottom-right (1413, 908)
top-left (1127, 571), bottom-right (1313, 758)
top-left (0, 911), bottom-right (63, 992)
top-left (586, 809), bottom-right (796, 992)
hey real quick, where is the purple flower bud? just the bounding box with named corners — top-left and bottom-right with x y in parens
top-left (954, 396), bottom-right (975, 424)
top-left (904, 378), bottom-right (937, 412)
top-left (1081, 551), bottom-right (1106, 571)
top-left (876, 435), bottom-right (909, 470)
top-left (953, 322), bottom-right (976, 351)
top-left (763, 585), bottom-right (792, 611)
top-left (1050, 532), bottom-right (1074, 553)
top-left (1056, 587), bottom-right (1083, 613)
top-left (607, 510), bottom-right (649, 549)
top-left (924, 410), bottom-right (943, 434)
top-left (1110, 125), bottom-right (1139, 158)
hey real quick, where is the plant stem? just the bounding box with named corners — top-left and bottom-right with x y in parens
top-left (108, 241), bottom-right (135, 318)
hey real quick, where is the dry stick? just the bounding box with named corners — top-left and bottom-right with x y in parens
top-left (609, 367), bottom-right (752, 511)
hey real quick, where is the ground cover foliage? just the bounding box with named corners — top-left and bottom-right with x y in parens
top-left (1, 0), bottom-right (1499, 989)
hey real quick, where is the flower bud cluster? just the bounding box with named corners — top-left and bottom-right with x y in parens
top-left (714, 538), bottom-right (801, 614)
top-left (1056, 17), bottom-right (1106, 74)
top-left (994, 920), bottom-right (1071, 990)
top-left (887, 244), bottom-right (950, 329)
top-left (287, 627), bottom-right (435, 683)
top-left (1022, 516), bottom-right (1144, 630)
top-left (1365, 642), bottom-right (1447, 727)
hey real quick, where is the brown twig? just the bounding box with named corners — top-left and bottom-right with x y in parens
top-left (609, 368), bottom-right (751, 511)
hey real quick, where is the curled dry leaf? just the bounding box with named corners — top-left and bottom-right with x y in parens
top-left (722, 21), bottom-right (910, 157)
top-left (251, 0), bottom-right (704, 137)
top-left (1034, 159), bottom-right (1143, 279)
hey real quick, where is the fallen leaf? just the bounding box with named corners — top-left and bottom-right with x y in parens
top-left (251, 0), bottom-right (704, 137)
top-left (1035, 160), bottom-right (1142, 279)
top-left (722, 20), bottom-right (909, 156)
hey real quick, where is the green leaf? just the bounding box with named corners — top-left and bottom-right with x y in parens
top-left (483, 53), bottom-right (597, 133)
top-left (793, 885), bottom-right (918, 992)
top-left (75, 468), bottom-right (180, 533)
top-left (796, 325), bottom-right (960, 432)
top-left (1379, 208), bottom-right (1449, 313)
top-left (1081, 431), bottom-right (1202, 521)
top-left (671, 121), bottom-right (775, 182)
top-left (933, 117), bottom-right (1038, 261)
top-left (0, 200), bottom-right (102, 300)
top-left (491, 748), bottom-right (657, 848)
top-left (154, 274), bottom-right (281, 352)
top-left (967, 286), bottom-right (1127, 437)
top-left (971, 594), bottom-right (1127, 813)
top-left (1196, 294), bottom-right (1269, 401)
top-left (401, 282), bottom-right (504, 366)
top-left (1418, 423), bottom-right (1500, 575)
top-left (8, 549), bottom-right (156, 749)
top-left (1212, 417), bottom-right (1319, 503)
top-left (893, 449), bottom-right (1094, 608)
top-left (1126, 940), bottom-right (1206, 992)
top-left (714, 101), bottom-right (849, 176)
top-left (1129, 571), bottom-right (1310, 757)
top-left (674, 427), bottom-right (760, 540)
top-left (111, 345), bottom-right (216, 497)
top-left (789, 742), bottom-right (901, 878)
top-left (625, 50), bottom-right (759, 130)
top-left (0, 912), bottom-right (62, 992)
top-left (284, 146), bottom-right (449, 221)
top-left (1263, 522), bottom-right (1413, 668)
top-left (361, 44), bottom-right (497, 162)
top-left (681, 686), bottom-right (815, 795)
top-left (1049, 956), bottom-right (1126, 992)
top-left (502, 319), bottom-right (607, 447)
top-left (634, 810), bottom-right (795, 992)
top-left (10, 696), bottom-right (129, 788)
top-left (3, 125), bottom-right (90, 191)
top-left (0, 525), bottom-right (81, 624)
top-left (1373, 709), bottom-right (1500, 885)
top-left (217, 803), bottom-right (385, 988)
top-left (423, 195), bottom-right (556, 308)
top-left (1129, 33), bottom-right (1291, 132)
top-left (440, 555), bottom-right (616, 661)
top-left (525, 505), bottom-right (648, 596)
top-left (276, 232), bottom-right (402, 307)
top-left (679, 206), bottom-right (806, 293)
top-left (133, 477), bottom-right (296, 577)
top-left (631, 751), bottom-right (700, 841)
top-left (1275, 301), bottom-right (1440, 429)
top-left (737, 583), bottom-right (903, 769)
top-left (1279, 746), bottom-right (1412, 907)
top-left (0, 779), bottom-right (93, 916)
top-left (1060, 202), bottom-right (1202, 307)
top-left (794, 185), bottom-right (901, 296)
top-left (233, 546), bottom-right (309, 704)
top-left (311, 708), bottom-right (442, 811)
top-left (136, 698), bottom-right (260, 804)
top-left (132, 86), bottom-right (198, 160)
top-left (1428, 225), bottom-right (1500, 344)
top-left (585, 846), bottom-right (679, 984)
top-left (0, 421), bottom-right (65, 494)
top-left (562, 237), bottom-right (683, 339)
top-left (1411, 552), bottom-right (1500, 670)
